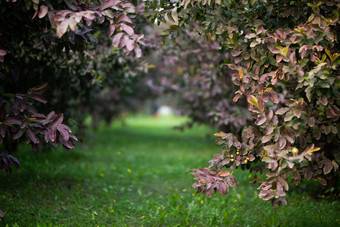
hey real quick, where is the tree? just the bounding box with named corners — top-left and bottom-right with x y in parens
top-left (147, 0), bottom-right (340, 206)
top-left (0, 0), bottom-right (146, 175)
top-left (0, 0), bottom-right (152, 216)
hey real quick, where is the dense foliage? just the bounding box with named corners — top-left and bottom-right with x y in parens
top-left (1, 0), bottom-right (339, 218)
top-left (0, 0), bottom-right (147, 176)
top-left (0, 0), bottom-right (163, 217)
top-left (147, 0), bottom-right (340, 206)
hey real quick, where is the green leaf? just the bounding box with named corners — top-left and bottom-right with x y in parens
top-left (247, 95), bottom-right (258, 107)
top-left (319, 81), bottom-right (330, 88)
top-left (305, 87), bottom-right (313, 102)
top-left (169, 25), bottom-right (180, 30)
top-left (276, 46), bottom-right (289, 57)
top-left (325, 49), bottom-right (332, 60)
top-left (167, 12), bottom-right (175, 23)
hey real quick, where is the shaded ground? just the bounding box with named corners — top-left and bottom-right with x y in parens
top-left (0, 115), bottom-right (339, 226)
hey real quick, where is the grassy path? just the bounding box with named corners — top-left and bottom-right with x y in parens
top-left (0, 115), bottom-right (339, 226)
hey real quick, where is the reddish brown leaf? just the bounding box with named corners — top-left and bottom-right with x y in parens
top-left (217, 171), bottom-right (230, 177)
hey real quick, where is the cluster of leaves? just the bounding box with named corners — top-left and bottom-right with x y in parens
top-left (0, 0), bottom-right (160, 217)
top-left (149, 0), bottom-right (340, 206)
top-left (0, 80), bottom-right (77, 169)
top-left (0, 0), bottom-right (155, 216)
top-left (0, 0), bottom-right (145, 166)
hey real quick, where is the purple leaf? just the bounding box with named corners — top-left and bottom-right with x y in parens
top-left (27, 128), bottom-right (39, 144)
top-left (117, 15), bottom-right (133, 24)
top-left (255, 116), bottom-right (267, 126)
top-left (0, 152), bottom-right (20, 172)
top-left (46, 111), bottom-right (56, 121)
top-left (134, 44), bottom-right (142, 58)
top-left (12, 129), bottom-right (25, 140)
top-left (5, 117), bottom-right (22, 125)
top-left (120, 23), bottom-right (134, 36)
top-left (20, 121), bottom-right (28, 129)
top-left (69, 134), bottom-right (78, 141)
top-left (44, 129), bottom-right (56, 143)
top-left (57, 126), bottom-right (70, 141)
top-left (125, 37), bottom-right (135, 51)
top-left (29, 94), bottom-right (47, 104)
top-left (99, 0), bottom-right (119, 11)
top-left (51, 114), bottom-right (64, 129)
top-left (276, 107), bottom-right (289, 115)
top-left (284, 112), bottom-right (294, 121)
top-left (62, 139), bottom-right (75, 150)
top-left (108, 24), bottom-right (116, 37)
top-left (112, 33), bottom-right (124, 47)
top-left (262, 134), bottom-right (272, 143)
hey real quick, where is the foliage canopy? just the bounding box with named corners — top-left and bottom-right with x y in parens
top-left (0, 0), bottom-right (339, 212)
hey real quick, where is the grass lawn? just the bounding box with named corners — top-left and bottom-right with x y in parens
top-left (0, 115), bottom-right (339, 226)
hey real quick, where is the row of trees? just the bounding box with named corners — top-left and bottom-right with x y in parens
top-left (0, 0), bottom-right (339, 212)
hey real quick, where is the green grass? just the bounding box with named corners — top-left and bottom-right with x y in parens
top-left (0, 115), bottom-right (339, 226)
